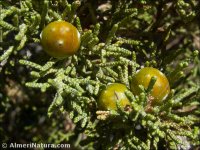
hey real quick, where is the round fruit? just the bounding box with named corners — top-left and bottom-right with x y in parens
top-left (41, 20), bottom-right (80, 58)
top-left (98, 83), bottom-right (131, 111)
top-left (131, 67), bottom-right (170, 104)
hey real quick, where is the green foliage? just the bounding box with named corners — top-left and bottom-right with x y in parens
top-left (1, 0), bottom-right (200, 149)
